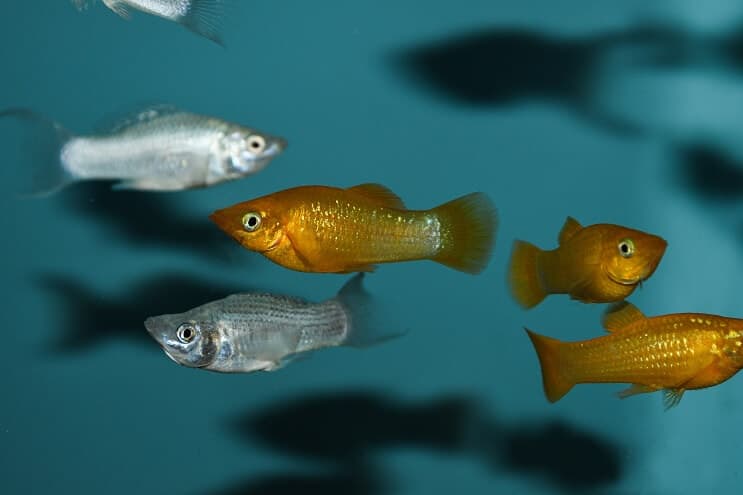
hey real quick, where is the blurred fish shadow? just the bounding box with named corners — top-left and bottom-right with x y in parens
top-left (207, 462), bottom-right (386, 495)
top-left (36, 271), bottom-right (250, 353)
top-left (388, 23), bottom-right (705, 134)
top-left (58, 182), bottom-right (240, 264)
top-left (219, 390), bottom-right (624, 494)
top-left (675, 143), bottom-right (743, 201)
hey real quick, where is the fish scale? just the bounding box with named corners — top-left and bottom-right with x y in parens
top-left (527, 307), bottom-right (743, 405)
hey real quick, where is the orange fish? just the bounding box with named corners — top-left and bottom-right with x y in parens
top-left (526, 302), bottom-right (743, 408)
top-left (508, 217), bottom-right (667, 308)
top-left (209, 183), bottom-right (497, 274)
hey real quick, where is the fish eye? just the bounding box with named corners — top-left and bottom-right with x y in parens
top-left (242, 212), bottom-right (262, 232)
top-left (176, 323), bottom-right (197, 344)
top-left (618, 238), bottom-right (635, 258)
top-left (247, 135), bottom-right (266, 154)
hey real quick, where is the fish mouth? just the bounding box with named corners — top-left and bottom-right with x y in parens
top-left (607, 272), bottom-right (643, 286)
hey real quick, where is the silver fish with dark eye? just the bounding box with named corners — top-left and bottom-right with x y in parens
top-left (0, 105), bottom-right (287, 194)
top-left (71, 0), bottom-right (228, 45)
top-left (144, 275), bottom-right (402, 373)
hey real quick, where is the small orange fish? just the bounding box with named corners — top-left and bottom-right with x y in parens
top-left (526, 302), bottom-right (743, 408)
top-left (508, 217), bottom-right (667, 308)
top-left (209, 183), bottom-right (497, 274)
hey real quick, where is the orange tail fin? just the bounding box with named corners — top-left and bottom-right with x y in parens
top-left (525, 329), bottom-right (574, 403)
top-left (431, 192), bottom-right (497, 274)
top-left (508, 240), bottom-right (547, 308)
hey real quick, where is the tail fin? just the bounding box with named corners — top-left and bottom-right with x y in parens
top-left (0, 108), bottom-right (75, 196)
top-left (525, 329), bottom-right (574, 403)
top-left (336, 274), bottom-right (406, 348)
top-left (508, 240), bottom-right (547, 308)
top-left (180, 0), bottom-right (227, 45)
top-left (431, 192), bottom-right (497, 274)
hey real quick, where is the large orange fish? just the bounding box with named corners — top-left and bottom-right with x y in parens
top-left (209, 183), bottom-right (497, 274)
top-left (508, 217), bottom-right (667, 308)
top-left (526, 302), bottom-right (743, 408)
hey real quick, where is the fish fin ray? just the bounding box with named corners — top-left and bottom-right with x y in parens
top-left (0, 108), bottom-right (76, 196)
top-left (617, 384), bottom-right (658, 399)
top-left (558, 216), bottom-right (583, 245)
top-left (96, 104), bottom-right (180, 134)
top-left (103, 0), bottom-right (132, 19)
top-left (180, 0), bottom-right (227, 45)
top-left (431, 192), bottom-right (497, 274)
top-left (602, 301), bottom-right (646, 332)
top-left (337, 274), bottom-right (407, 348)
top-left (663, 388), bottom-right (685, 410)
top-left (508, 240), bottom-right (546, 308)
top-left (525, 328), bottom-right (574, 402)
top-left (347, 183), bottom-right (406, 209)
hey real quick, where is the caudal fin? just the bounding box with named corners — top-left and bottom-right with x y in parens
top-left (508, 240), bottom-right (547, 308)
top-left (0, 108), bottom-right (75, 196)
top-left (525, 329), bottom-right (574, 403)
top-left (336, 274), bottom-right (406, 348)
top-left (431, 192), bottom-right (497, 274)
top-left (180, 0), bottom-right (227, 45)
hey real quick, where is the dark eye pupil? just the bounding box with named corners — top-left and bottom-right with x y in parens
top-left (248, 216), bottom-right (257, 227)
top-left (251, 141), bottom-right (260, 149)
top-left (621, 244), bottom-right (628, 253)
top-left (182, 328), bottom-right (192, 340)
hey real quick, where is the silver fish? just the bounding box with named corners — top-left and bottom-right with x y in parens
top-left (144, 275), bottom-right (399, 373)
top-left (1, 106), bottom-right (286, 193)
top-left (72, 0), bottom-right (227, 45)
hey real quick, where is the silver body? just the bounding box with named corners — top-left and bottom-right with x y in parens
top-left (145, 293), bottom-right (350, 373)
top-left (72, 0), bottom-right (226, 44)
top-left (60, 109), bottom-right (285, 190)
top-left (104, 0), bottom-right (191, 20)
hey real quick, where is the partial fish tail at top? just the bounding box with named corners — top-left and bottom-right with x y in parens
top-left (180, 0), bottom-right (228, 46)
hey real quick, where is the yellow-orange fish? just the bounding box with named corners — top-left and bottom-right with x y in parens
top-left (209, 183), bottom-right (497, 274)
top-left (508, 217), bottom-right (667, 308)
top-left (526, 302), bottom-right (743, 408)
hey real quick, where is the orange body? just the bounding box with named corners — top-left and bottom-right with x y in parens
top-left (209, 184), bottom-right (497, 274)
top-left (509, 217), bottom-right (667, 308)
top-left (527, 303), bottom-right (743, 407)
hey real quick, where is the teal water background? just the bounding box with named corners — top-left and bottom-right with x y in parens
top-left (2, 1), bottom-right (743, 493)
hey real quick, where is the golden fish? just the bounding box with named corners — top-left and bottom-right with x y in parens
top-left (526, 302), bottom-right (743, 408)
top-left (508, 217), bottom-right (667, 308)
top-left (209, 183), bottom-right (497, 274)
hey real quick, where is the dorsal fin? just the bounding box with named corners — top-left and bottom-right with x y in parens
top-left (347, 183), bottom-right (405, 209)
top-left (96, 104), bottom-right (180, 134)
top-left (602, 302), bottom-right (646, 332)
top-left (558, 216), bottom-right (583, 245)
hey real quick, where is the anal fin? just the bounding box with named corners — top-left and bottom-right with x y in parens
top-left (663, 389), bottom-right (685, 410)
